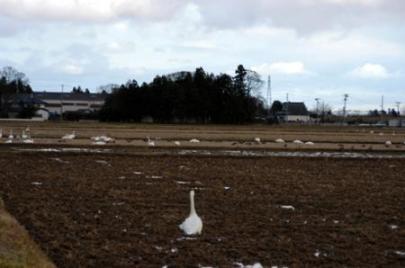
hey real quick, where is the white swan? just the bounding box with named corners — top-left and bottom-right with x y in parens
top-left (92, 135), bottom-right (114, 143)
top-left (21, 130), bottom-right (29, 139)
top-left (254, 137), bottom-right (261, 143)
top-left (305, 141), bottom-right (315, 145)
top-left (174, 141), bottom-right (181, 146)
top-left (275, 138), bottom-right (285, 143)
top-left (385, 140), bottom-right (392, 145)
top-left (146, 136), bottom-right (155, 146)
top-left (189, 138), bottom-right (200, 143)
top-left (8, 130), bottom-right (14, 140)
top-left (179, 190), bottom-right (203, 235)
top-left (293, 139), bottom-right (303, 144)
top-left (62, 131), bottom-right (76, 140)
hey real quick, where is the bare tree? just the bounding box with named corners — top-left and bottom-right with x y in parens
top-left (0, 66), bottom-right (30, 85)
top-left (246, 70), bottom-right (264, 97)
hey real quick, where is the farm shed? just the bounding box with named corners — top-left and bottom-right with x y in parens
top-left (279, 102), bottom-right (310, 123)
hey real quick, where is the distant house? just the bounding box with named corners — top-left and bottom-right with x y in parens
top-left (33, 92), bottom-right (107, 119)
top-left (5, 94), bottom-right (47, 119)
top-left (2, 92), bottom-right (107, 120)
top-left (279, 102), bottom-right (310, 122)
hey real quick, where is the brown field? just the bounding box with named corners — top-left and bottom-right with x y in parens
top-left (0, 122), bottom-right (405, 267)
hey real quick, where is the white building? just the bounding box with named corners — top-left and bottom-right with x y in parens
top-left (33, 92), bottom-right (106, 118)
top-left (280, 102), bottom-right (310, 123)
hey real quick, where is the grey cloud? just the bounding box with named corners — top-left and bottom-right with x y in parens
top-left (195, 0), bottom-right (405, 33)
top-left (0, 0), bottom-right (404, 33)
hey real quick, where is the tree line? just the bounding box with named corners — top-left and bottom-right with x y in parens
top-left (0, 66), bottom-right (33, 117)
top-left (99, 65), bottom-right (267, 123)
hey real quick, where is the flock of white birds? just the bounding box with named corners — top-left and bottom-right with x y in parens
top-left (2, 128), bottom-right (405, 147)
top-left (0, 127), bottom-right (33, 144)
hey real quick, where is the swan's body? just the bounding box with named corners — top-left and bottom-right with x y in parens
top-left (146, 137), bottom-right (155, 147)
top-left (275, 138), bottom-right (285, 143)
top-left (293, 140), bottom-right (303, 144)
top-left (92, 135), bottom-right (113, 143)
top-left (179, 190), bottom-right (203, 235)
top-left (174, 141), bottom-right (181, 146)
top-left (23, 139), bottom-right (34, 144)
top-left (305, 141), bottom-right (314, 145)
top-left (8, 130), bottom-right (14, 140)
top-left (21, 130), bottom-right (29, 140)
top-left (385, 140), bottom-right (392, 145)
top-left (62, 131), bottom-right (76, 140)
top-left (254, 137), bottom-right (261, 143)
top-left (189, 138), bottom-right (200, 143)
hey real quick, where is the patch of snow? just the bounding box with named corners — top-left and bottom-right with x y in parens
top-left (395, 250), bottom-right (405, 257)
top-left (280, 205), bottom-right (295, 211)
top-left (234, 262), bottom-right (263, 268)
top-left (189, 138), bottom-right (200, 143)
top-left (118, 176), bottom-right (126, 180)
top-left (385, 141), bottom-right (392, 145)
top-left (174, 141), bottom-right (181, 146)
top-left (133, 171), bottom-right (143, 175)
top-left (275, 138), bottom-right (285, 143)
top-left (31, 181), bottom-right (42, 186)
top-left (95, 160), bottom-right (109, 165)
top-left (176, 181), bottom-right (191, 185)
top-left (176, 236), bottom-right (197, 241)
top-left (293, 140), bottom-right (303, 144)
top-left (171, 248), bottom-right (178, 253)
top-left (254, 137), bottom-right (261, 143)
top-left (51, 157), bottom-right (69, 164)
top-left (389, 224), bottom-right (399, 230)
top-left (224, 186), bottom-right (231, 190)
top-left (305, 141), bottom-right (314, 145)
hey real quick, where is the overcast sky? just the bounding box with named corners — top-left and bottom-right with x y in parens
top-left (0, 0), bottom-right (404, 111)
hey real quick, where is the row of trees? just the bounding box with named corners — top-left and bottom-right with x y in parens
top-left (0, 66), bottom-right (33, 117)
top-left (100, 65), bottom-right (267, 123)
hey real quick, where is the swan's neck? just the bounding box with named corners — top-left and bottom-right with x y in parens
top-left (189, 192), bottom-right (196, 215)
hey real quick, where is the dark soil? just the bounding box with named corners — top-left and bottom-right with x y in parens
top-left (0, 151), bottom-right (404, 267)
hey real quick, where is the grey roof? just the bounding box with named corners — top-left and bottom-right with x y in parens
top-left (8, 94), bottom-right (47, 105)
top-left (33, 92), bottom-right (107, 101)
top-left (281, 102), bottom-right (309, 116)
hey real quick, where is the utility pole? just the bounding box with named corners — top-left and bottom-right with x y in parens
top-left (315, 98), bottom-right (320, 116)
top-left (343, 94), bottom-right (348, 117)
top-left (342, 94), bottom-right (349, 125)
top-left (396, 101), bottom-right (401, 116)
top-left (60, 84), bottom-right (64, 120)
top-left (267, 75), bottom-right (272, 108)
top-left (381, 95), bottom-right (384, 113)
top-left (285, 93), bottom-right (289, 122)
